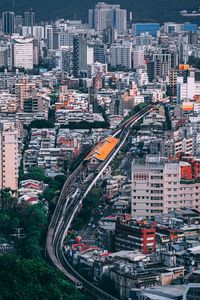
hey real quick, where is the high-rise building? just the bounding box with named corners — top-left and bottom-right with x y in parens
top-left (56, 31), bottom-right (69, 49)
top-left (89, 2), bottom-right (127, 33)
top-left (169, 66), bottom-right (189, 98)
top-left (179, 42), bottom-right (189, 64)
top-left (103, 26), bottom-right (117, 45)
top-left (0, 121), bottom-right (18, 191)
top-left (110, 43), bottom-right (132, 70)
top-left (12, 37), bottom-right (34, 70)
top-left (32, 26), bottom-right (45, 40)
top-left (22, 26), bottom-right (32, 37)
top-left (52, 24), bottom-right (59, 50)
top-left (110, 92), bottom-right (124, 116)
top-left (136, 33), bottom-right (152, 47)
top-left (15, 77), bottom-right (36, 109)
top-left (153, 53), bottom-right (171, 80)
top-left (93, 42), bottom-right (107, 64)
top-left (169, 49), bottom-right (179, 69)
top-left (147, 61), bottom-right (156, 83)
top-left (131, 156), bottom-right (200, 218)
top-left (23, 11), bottom-right (35, 35)
top-left (61, 46), bottom-right (73, 75)
top-left (0, 46), bottom-right (10, 69)
top-left (88, 87), bottom-right (98, 112)
top-left (46, 28), bottom-right (78, 50)
top-left (135, 69), bottom-right (149, 86)
top-left (22, 25), bottom-right (44, 44)
top-left (188, 31), bottom-right (198, 45)
top-left (133, 49), bottom-right (145, 69)
top-left (177, 69), bottom-right (200, 100)
top-left (23, 11), bottom-right (35, 27)
top-left (87, 46), bottom-right (94, 65)
top-left (2, 11), bottom-right (15, 35)
top-left (73, 34), bottom-right (87, 78)
top-left (45, 25), bottom-right (54, 50)
top-left (15, 15), bottom-right (23, 28)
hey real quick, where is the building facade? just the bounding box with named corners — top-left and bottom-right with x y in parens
top-left (110, 43), bottom-right (132, 70)
top-left (12, 37), bottom-right (34, 70)
top-left (115, 219), bottom-right (156, 254)
top-left (0, 122), bottom-right (18, 191)
top-left (131, 157), bottom-right (200, 218)
top-left (88, 2), bottom-right (127, 33)
top-left (73, 34), bottom-right (87, 78)
top-left (2, 11), bottom-right (15, 35)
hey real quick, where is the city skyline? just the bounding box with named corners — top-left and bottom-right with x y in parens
top-left (1, 1), bottom-right (200, 300)
top-left (1, 0), bottom-right (200, 24)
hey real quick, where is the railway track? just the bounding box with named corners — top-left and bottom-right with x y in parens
top-left (46, 103), bottom-right (157, 299)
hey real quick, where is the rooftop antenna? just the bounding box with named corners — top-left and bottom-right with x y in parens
top-left (12, 0), bottom-right (15, 11)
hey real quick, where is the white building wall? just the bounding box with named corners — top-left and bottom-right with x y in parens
top-left (87, 46), bottom-right (94, 65)
top-left (178, 75), bottom-right (200, 100)
top-left (110, 44), bottom-right (132, 69)
top-left (133, 49), bottom-right (145, 69)
top-left (13, 37), bottom-right (33, 69)
top-left (131, 160), bottom-right (200, 218)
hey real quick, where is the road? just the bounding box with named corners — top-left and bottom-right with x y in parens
top-left (45, 103), bottom-right (157, 300)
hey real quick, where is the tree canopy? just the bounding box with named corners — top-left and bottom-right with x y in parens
top-left (28, 119), bottom-right (55, 129)
top-left (0, 255), bottom-right (86, 300)
top-left (0, 201), bottom-right (88, 300)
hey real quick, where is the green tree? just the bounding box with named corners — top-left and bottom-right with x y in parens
top-left (54, 175), bottom-right (66, 187)
top-left (61, 120), bottom-right (108, 130)
top-left (21, 203), bottom-right (47, 259)
top-left (73, 187), bottom-right (102, 229)
top-left (0, 188), bottom-right (17, 210)
top-left (28, 119), bottom-right (55, 129)
top-left (0, 255), bottom-right (88, 300)
top-left (22, 167), bottom-right (46, 182)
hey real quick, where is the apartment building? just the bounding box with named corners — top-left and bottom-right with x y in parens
top-left (15, 77), bottom-right (36, 109)
top-left (88, 2), bottom-right (127, 33)
top-left (131, 156), bottom-right (200, 218)
top-left (23, 94), bottom-right (50, 119)
top-left (12, 37), bottom-right (34, 70)
top-left (23, 129), bottom-right (56, 172)
top-left (0, 91), bottom-right (19, 112)
top-left (0, 122), bottom-right (18, 191)
top-left (115, 219), bottom-right (156, 254)
top-left (163, 137), bottom-right (194, 157)
top-left (37, 148), bottom-right (64, 173)
top-left (177, 69), bottom-right (200, 100)
top-left (55, 109), bottom-right (94, 124)
top-left (110, 43), bottom-right (132, 70)
top-left (133, 49), bottom-right (145, 69)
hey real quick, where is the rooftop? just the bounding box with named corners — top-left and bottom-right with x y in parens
top-left (133, 284), bottom-right (187, 299)
top-left (84, 136), bottom-right (119, 161)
